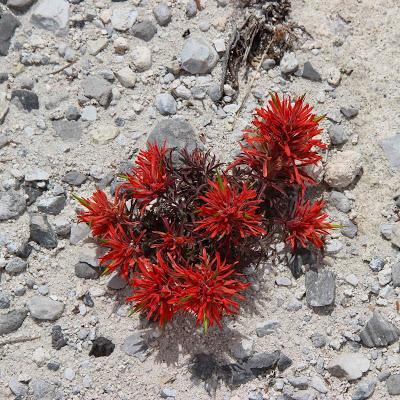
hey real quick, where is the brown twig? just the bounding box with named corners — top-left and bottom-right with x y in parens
top-left (195, 0), bottom-right (202, 10)
top-left (232, 32), bottom-right (277, 128)
top-left (0, 335), bottom-right (41, 347)
top-left (49, 60), bottom-right (77, 75)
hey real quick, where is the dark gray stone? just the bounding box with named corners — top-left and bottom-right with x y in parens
top-left (0, 292), bottom-right (10, 309)
top-left (11, 89), bottom-right (39, 111)
top-left (153, 3), bottom-right (171, 26)
top-left (186, 0), bottom-right (197, 18)
top-left (5, 257), bottom-right (27, 275)
top-left (132, 20), bottom-right (157, 42)
top-left (65, 105), bottom-right (81, 121)
top-left (0, 13), bottom-right (20, 56)
top-left (148, 118), bottom-right (199, 152)
top-left (245, 351), bottom-right (281, 375)
top-left (341, 218), bottom-right (358, 238)
top-left (302, 61), bottom-right (322, 82)
top-left (277, 353), bottom-right (292, 372)
top-left (369, 257), bottom-right (385, 272)
top-left (155, 93), bottom-right (177, 115)
top-left (387, 374), bottom-right (400, 396)
top-left (51, 325), bottom-right (67, 350)
top-left (30, 213), bottom-right (58, 249)
top-left (340, 107), bottom-right (359, 119)
top-left (220, 363), bottom-right (253, 386)
top-left (256, 320), bottom-right (281, 337)
top-left (62, 170), bottom-right (87, 186)
top-left (89, 337), bottom-right (115, 357)
top-left (380, 135), bottom-right (400, 169)
top-left (359, 311), bottom-right (400, 348)
top-left (37, 195), bottom-right (66, 215)
top-left (9, 377), bottom-right (28, 398)
top-left (47, 361), bottom-right (60, 371)
top-left (392, 262), bottom-right (400, 288)
top-left (53, 120), bottom-right (82, 141)
top-left (0, 190), bottom-right (26, 221)
top-left (0, 72), bottom-right (8, 83)
top-left (75, 262), bottom-right (99, 280)
top-left (305, 269), bottom-right (336, 308)
top-left (0, 309), bottom-right (27, 335)
top-left (352, 380), bottom-right (376, 400)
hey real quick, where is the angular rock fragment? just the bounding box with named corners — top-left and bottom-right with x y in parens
top-left (82, 76), bottom-right (112, 108)
top-left (359, 312), bottom-right (400, 348)
top-left (0, 309), bottom-right (27, 335)
top-left (89, 337), bottom-right (115, 357)
top-left (0, 12), bottom-right (20, 56)
top-left (305, 269), bottom-right (336, 308)
top-left (31, 0), bottom-right (69, 34)
top-left (0, 190), bottom-right (26, 221)
top-left (181, 37), bottom-right (218, 74)
top-left (327, 353), bottom-right (370, 381)
top-left (302, 61), bottom-right (322, 82)
top-left (380, 135), bottom-right (400, 169)
top-left (11, 89), bottom-right (39, 112)
top-left (30, 213), bottom-right (58, 249)
top-left (28, 296), bottom-right (64, 321)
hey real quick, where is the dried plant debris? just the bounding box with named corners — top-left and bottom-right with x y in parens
top-left (223, 0), bottom-right (293, 94)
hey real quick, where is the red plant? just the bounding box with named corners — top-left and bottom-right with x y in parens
top-left (284, 195), bottom-right (334, 250)
top-left (74, 189), bottom-right (128, 238)
top-left (172, 250), bottom-right (249, 330)
top-left (195, 176), bottom-right (266, 243)
top-left (100, 225), bottom-right (145, 279)
top-left (74, 94), bottom-right (334, 331)
top-left (231, 93), bottom-right (326, 191)
top-left (128, 253), bottom-right (176, 326)
top-left (122, 142), bottom-right (171, 210)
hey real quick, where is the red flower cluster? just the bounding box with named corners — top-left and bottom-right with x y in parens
top-left (75, 94), bottom-right (334, 330)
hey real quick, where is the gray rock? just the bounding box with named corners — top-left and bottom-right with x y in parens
top-left (5, 257), bottom-right (27, 275)
top-left (380, 135), bottom-right (400, 169)
top-left (62, 170), bottom-right (87, 186)
top-left (153, 3), bottom-right (171, 26)
top-left (387, 374), bottom-right (400, 395)
top-left (11, 89), bottom-right (39, 112)
top-left (0, 292), bottom-right (10, 309)
top-left (37, 195), bottom-right (66, 215)
top-left (131, 45), bottom-right (152, 71)
top-left (280, 52), bottom-right (298, 74)
top-left (186, 0), bottom-right (197, 18)
top-left (70, 223), bottom-right (90, 245)
top-left (359, 311), bottom-right (400, 347)
top-left (148, 118), bottom-right (198, 152)
top-left (327, 352), bottom-right (370, 381)
top-left (155, 93), bottom-right (177, 115)
top-left (181, 37), bottom-right (218, 74)
top-left (275, 277), bottom-right (292, 286)
top-left (121, 332), bottom-right (149, 361)
top-left (392, 222), bottom-right (400, 248)
top-left (30, 379), bottom-right (58, 400)
top-left (28, 296), bottom-right (64, 320)
top-left (369, 257), bottom-right (385, 272)
top-left (392, 262), bottom-right (400, 287)
top-left (31, 0), bottom-right (69, 34)
top-left (309, 376), bottom-right (328, 393)
top-left (248, 391), bottom-right (264, 400)
top-left (9, 377), bottom-right (28, 397)
top-left (0, 12), bottom-right (20, 56)
top-left (64, 367), bottom-right (75, 381)
top-left (288, 376), bottom-right (309, 389)
top-left (75, 262), bottom-right (99, 280)
top-left (207, 84), bottom-right (222, 102)
top-left (0, 90), bottom-right (9, 124)
top-left (53, 216), bottom-right (71, 238)
top-left (161, 387), bottom-right (176, 398)
top-left (329, 124), bottom-right (349, 145)
top-left (341, 218), bottom-right (358, 238)
top-left (329, 191), bottom-right (351, 213)
top-left (107, 273), bottom-right (127, 290)
top-left (305, 269), bottom-right (336, 308)
top-left (310, 333), bottom-right (326, 348)
top-left (261, 58), bottom-right (276, 70)
top-left (65, 106), bottom-right (80, 121)
top-left (302, 61), bottom-right (322, 82)
top-left (82, 76), bottom-right (112, 107)
top-left (380, 223), bottom-right (393, 240)
top-left (132, 20), bottom-right (157, 42)
top-left (352, 380), bottom-right (376, 400)
top-left (340, 106), bottom-right (359, 119)
top-left (30, 213), bottom-right (58, 249)
top-left (25, 168), bottom-right (49, 182)
top-left (256, 320), bottom-right (281, 337)
top-left (0, 190), bottom-right (26, 221)
top-left (53, 120), bottom-right (82, 141)
top-left (246, 351), bottom-right (281, 373)
top-left (0, 309), bottom-right (27, 335)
